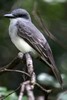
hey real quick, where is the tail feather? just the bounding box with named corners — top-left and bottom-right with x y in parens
top-left (50, 63), bottom-right (63, 88)
top-left (41, 56), bottom-right (63, 88)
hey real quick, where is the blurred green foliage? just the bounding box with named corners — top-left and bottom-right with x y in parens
top-left (0, 87), bottom-right (27, 100)
top-left (0, 0), bottom-right (67, 100)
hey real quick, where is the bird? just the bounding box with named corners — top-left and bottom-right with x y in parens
top-left (4, 8), bottom-right (62, 87)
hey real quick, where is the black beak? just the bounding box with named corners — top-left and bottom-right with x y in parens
top-left (4, 13), bottom-right (14, 18)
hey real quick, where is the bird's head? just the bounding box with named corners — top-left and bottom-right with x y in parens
top-left (4, 8), bottom-right (31, 21)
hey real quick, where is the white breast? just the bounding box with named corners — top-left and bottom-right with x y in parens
top-left (9, 18), bottom-right (38, 57)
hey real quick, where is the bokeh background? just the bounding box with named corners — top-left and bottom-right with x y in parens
top-left (0, 0), bottom-right (67, 100)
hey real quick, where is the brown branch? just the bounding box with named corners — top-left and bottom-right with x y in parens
top-left (0, 52), bottom-right (23, 74)
top-left (25, 81), bottom-right (35, 100)
top-left (0, 68), bottom-right (51, 93)
top-left (18, 81), bottom-right (35, 100)
top-left (25, 53), bottom-right (36, 89)
top-left (35, 83), bottom-right (51, 93)
top-left (25, 53), bottom-right (34, 75)
top-left (31, 72), bottom-right (36, 89)
top-left (18, 82), bottom-right (26, 100)
top-left (1, 68), bottom-right (30, 77)
top-left (0, 85), bottom-right (20, 100)
top-left (37, 12), bottom-right (67, 49)
top-left (32, 1), bottom-right (67, 49)
top-left (25, 53), bottom-right (51, 93)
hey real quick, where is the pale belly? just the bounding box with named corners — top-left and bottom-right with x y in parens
top-left (11, 36), bottom-right (38, 57)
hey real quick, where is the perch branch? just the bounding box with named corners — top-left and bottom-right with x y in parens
top-left (0, 52), bottom-right (51, 93)
top-left (25, 81), bottom-right (35, 100)
top-left (18, 82), bottom-right (26, 100)
top-left (18, 81), bottom-right (35, 100)
top-left (0, 68), bottom-right (51, 93)
top-left (18, 53), bottom-right (35, 100)
top-left (25, 53), bottom-right (36, 88)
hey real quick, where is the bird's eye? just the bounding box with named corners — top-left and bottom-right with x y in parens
top-left (19, 14), bottom-right (29, 19)
top-left (18, 14), bottom-right (23, 17)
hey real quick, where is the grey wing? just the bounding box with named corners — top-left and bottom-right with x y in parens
top-left (16, 20), bottom-right (62, 87)
top-left (17, 20), bottom-right (48, 59)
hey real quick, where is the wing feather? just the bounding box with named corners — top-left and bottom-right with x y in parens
top-left (17, 20), bottom-right (47, 58)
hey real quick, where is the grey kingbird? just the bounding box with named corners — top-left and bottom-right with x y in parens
top-left (4, 8), bottom-right (62, 87)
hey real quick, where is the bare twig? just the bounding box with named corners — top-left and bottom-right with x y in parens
top-left (18, 81), bottom-right (35, 100)
top-left (0, 68), bottom-right (30, 77)
top-left (0, 56), bottom-right (20, 71)
top-left (35, 83), bottom-right (51, 93)
top-left (0, 85), bottom-right (20, 100)
top-left (25, 81), bottom-right (35, 100)
top-left (0, 68), bottom-right (51, 93)
top-left (31, 72), bottom-right (36, 89)
top-left (37, 12), bottom-right (67, 49)
top-left (25, 53), bottom-right (51, 93)
top-left (25, 53), bottom-right (36, 88)
top-left (0, 52), bottom-right (24, 74)
top-left (18, 82), bottom-right (26, 100)
top-left (32, 1), bottom-right (67, 49)
top-left (25, 53), bottom-right (34, 75)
